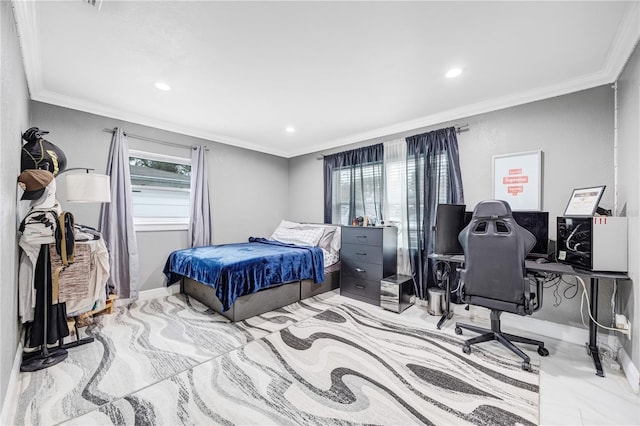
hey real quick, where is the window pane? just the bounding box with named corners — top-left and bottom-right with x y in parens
top-left (132, 187), bottom-right (190, 218)
top-left (331, 161), bottom-right (382, 225)
top-left (129, 156), bottom-right (191, 189)
top-left (129, 152), bottom-right (192, 224)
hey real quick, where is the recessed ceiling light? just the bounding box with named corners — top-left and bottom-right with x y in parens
top-left (285, 126), bottom-right (295, 133)
top-left (155, 82), bottom-right (171, 91)
top-left (445, 68), bottom-right (462, 79)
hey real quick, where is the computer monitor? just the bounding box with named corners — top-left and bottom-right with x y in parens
top-left (511, 211), bottom-right (549, 257)
top-left (434, 204), bottom-right (467, 255)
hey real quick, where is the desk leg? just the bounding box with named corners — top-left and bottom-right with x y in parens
top-left (437, 273), bottom-right (453, 330)
top-left (587, 277), bottom-right (605, 377)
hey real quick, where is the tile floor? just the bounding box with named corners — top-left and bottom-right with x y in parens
top-left (346, 293), bottom-right (640, 426)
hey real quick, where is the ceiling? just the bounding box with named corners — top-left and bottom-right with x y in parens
top-left (13, 1), bottom-right (640, 158)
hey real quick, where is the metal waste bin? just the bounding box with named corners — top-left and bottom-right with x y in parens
top-left (427, 288), bottom-right (446, 316)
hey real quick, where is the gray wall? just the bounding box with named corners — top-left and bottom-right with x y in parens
top-left (30, 101), bottom-right (289, 292)
top-left (289, 85), bottom-right (618, 328)
top-left (0, 0), bottom-right (31, 412)
top-left (616, 41), bottom-right (639, 372)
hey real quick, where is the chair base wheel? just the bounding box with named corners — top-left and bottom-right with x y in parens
top-left (462, 345), bottom-right (471, 355)
top-left (455, 326), bottom-right (463, 335)
top-left (522, 361), bottom-right (532, 371)
top-left (537, 346), bottom-right (549, 357)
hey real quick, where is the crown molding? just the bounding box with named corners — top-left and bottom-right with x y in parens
top-left (11, 0), bottom-right (42, 97)
top-left (603, 1), bottom-right (640, 81)
top-left (291, 2), bottom-right (640, 159)
top-left (288, 68), bottom-right (615, 158)
top-left (13, 1), bottom-right (640, 159)
top-left (32, 89), bottom-right (290, 158)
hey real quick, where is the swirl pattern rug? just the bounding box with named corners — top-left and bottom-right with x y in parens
top-left (13, 295), bottom-right (539, 425)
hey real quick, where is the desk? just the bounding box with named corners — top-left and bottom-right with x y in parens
top-left (429, 253), bottom-right (629, 377)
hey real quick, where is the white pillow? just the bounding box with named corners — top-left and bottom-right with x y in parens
top-left (270, 227), bottom-right (324, 247)
top-left (276, 219), bottom-right (301, 229)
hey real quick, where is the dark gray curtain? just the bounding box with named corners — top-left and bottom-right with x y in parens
top-left (323, 144), bottom-right (384, 225)
top-left (406, 127), bottom-right (464, 300)
top-left (99, 128), bottom-right (139, 300)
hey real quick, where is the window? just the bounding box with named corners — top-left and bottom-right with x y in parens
top-left (406, 152), bottom-right (450, 248)
top-left (331, 161), bottom-right (383, 225)
top-left (129, 149), bottom-right (191, 231)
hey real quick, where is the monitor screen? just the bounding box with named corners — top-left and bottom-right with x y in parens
top-left (563, 185), bottom-right (606, 217)
top-left (434, 204), bottom-right (467, 255)
top-left (511, 211), bottom-right (549, 257)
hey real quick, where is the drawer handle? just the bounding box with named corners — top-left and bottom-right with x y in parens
top-left (356, 235), bottom-right (367, 239)
top-left (356, 252), bottom-right (367, 256)
top-left (355, 268), bottom-right (366, 273)
top-left (355, 284), bottom-right (366, 289)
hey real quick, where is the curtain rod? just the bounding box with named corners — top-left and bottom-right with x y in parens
top-left (455, 123), bottom-right (469, 134)
top-left (315, 123), bottom-right (470, 159)
top-left (102, 128), bottom-right (209, 151)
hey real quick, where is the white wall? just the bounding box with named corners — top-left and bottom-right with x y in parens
top-left (289, 85), bottom-right (618, 328)
top-left (30, 101), bottom-right (289, 293)
top-left (0, 0), bottom-right (31, 412)
top-left (616, 41), bottom-right (639, 372)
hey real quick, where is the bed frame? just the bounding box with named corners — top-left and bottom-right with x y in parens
top-left (182, 268), bottom-right (340, 322)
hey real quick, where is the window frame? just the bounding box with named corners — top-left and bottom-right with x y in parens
top-left (129, 149), bottom-right (191, 232)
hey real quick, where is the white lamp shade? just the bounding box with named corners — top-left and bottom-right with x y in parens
top-left (66, 173), bottom-right (111, 203)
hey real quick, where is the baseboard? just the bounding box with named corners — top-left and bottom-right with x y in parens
top-left (0, 341), bottom-right (23, 425)
top-left (618, 345), bottom-right (640, 393)
top-left (116, 285), bottom-right (181, 306)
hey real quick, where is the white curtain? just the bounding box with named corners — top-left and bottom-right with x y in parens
top-left (383, 139), bottom-right (411, 276)
top-left (189, 145), bottom-right (212, 247)
top-left (99, 128), bottom-right (139, 300)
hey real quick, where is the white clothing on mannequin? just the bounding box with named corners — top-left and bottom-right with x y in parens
top-left (18, 179), bottom-right (61, 322)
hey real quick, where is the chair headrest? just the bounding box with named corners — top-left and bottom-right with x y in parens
top-left (472, 200), bottom-right (512, 219)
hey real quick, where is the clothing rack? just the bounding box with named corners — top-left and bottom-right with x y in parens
top-left (20, 242), bottom-right (99, 372)
top-left (20, 245), bottom-right (68, 372)
top-left (102, 128), bottom-right (209, 151)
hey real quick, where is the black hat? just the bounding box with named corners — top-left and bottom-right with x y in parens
top-left (20, 127), bottom-right (66, 176)
top-left (22, 127), bottom-right (49, 144)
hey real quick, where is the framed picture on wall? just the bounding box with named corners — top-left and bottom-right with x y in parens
top-left (492, 150), bottom-right (542, 210)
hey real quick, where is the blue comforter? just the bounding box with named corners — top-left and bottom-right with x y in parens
top-left (163, 237), bottom-right (324, 311)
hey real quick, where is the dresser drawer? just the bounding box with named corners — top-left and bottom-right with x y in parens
top-left (341, 243), bottom-right (383, 264)
top-left (342, 259), bottom-right (383, 282)
top-left (341, 227), bottom-right (383, 247)
top-left (340, 277), bottom-right (380, 302)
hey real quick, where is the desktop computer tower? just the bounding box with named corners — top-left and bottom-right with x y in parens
top-left (556, 216), bottom-right (627, 272)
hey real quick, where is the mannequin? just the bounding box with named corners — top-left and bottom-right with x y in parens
top-left (19, 175), bottom-right (69, 370)
top-left (30, 179), bottom-right (59, 210)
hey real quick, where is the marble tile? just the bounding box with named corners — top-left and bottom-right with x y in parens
top-left (12, 293), bottom-right (338, 426)
top-left (12, 290), bottom-right (640, 426)
top-left (400, 300), bottom-right (640, 426)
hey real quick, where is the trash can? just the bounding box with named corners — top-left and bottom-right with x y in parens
top-left (427, 288), bottom-right (446, 316)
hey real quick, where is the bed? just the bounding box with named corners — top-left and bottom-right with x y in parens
top-left (164, 222), bottom-right (341, 321)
